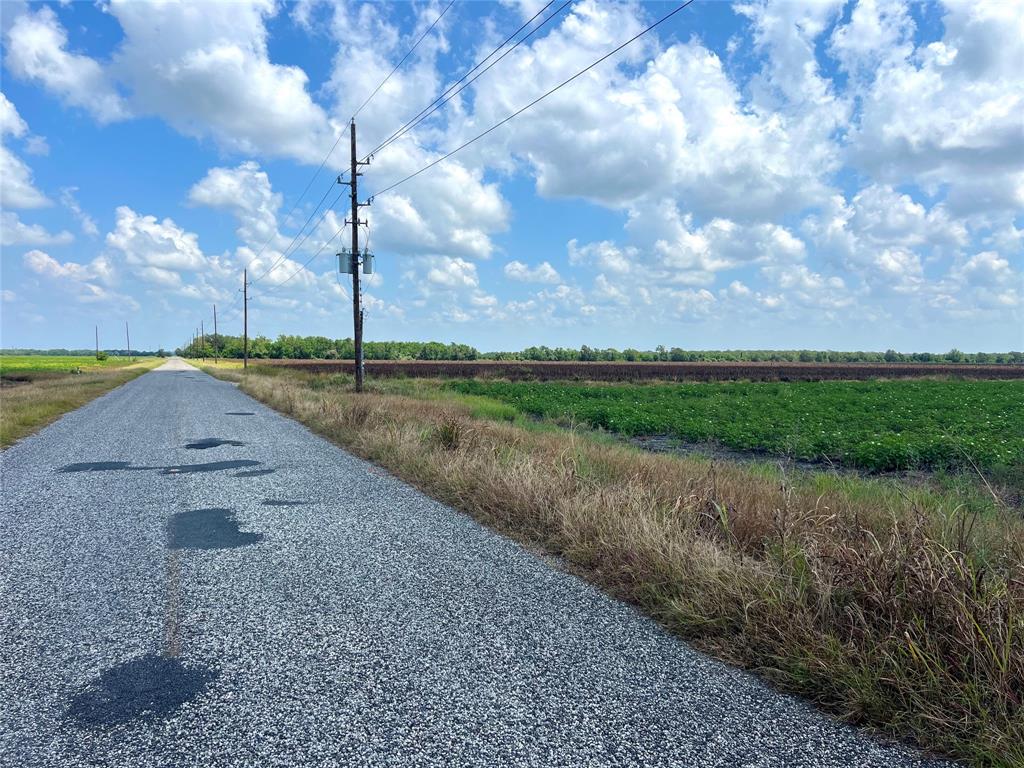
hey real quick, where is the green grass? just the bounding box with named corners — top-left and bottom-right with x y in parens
top-left (449, 379), bottom-right (1024, 473)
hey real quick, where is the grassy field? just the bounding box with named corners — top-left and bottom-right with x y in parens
top-left (0, 355), bottom-right (162, 447)
top-left (448, 379), bottom-right (1024, 474)
top-left (206, 364), bottom-right (1023, 766)
top-left (0, 355), bottom-right (151, 374)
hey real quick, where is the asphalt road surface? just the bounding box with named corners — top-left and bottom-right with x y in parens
top-left (0, 359), bottom-right (950, 767)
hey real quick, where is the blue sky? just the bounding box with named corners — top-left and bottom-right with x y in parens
top-left (1, 0), bottom-right (1021, 353)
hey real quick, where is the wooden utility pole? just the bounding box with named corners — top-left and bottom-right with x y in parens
top-left (243, 269), bottom-right (248, 370)
top-left (213, 304), bottom-right (218, 364)
top-left (201, 321), bottom-right (205, 361)
top-left (343, 119), bottom-right (370, 392)
top-left (95, 325), bottom-right (99, 359)
top-left (125, 321), bottom-right (131, 361)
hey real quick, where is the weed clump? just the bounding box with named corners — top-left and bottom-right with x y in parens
top-left (427, 412), bottom-right (468, 450)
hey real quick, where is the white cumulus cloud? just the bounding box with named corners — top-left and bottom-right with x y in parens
top-left (504, 260), bottom-right (561, 284)
top-left (1, 211), bottom-right (73, 246)
top-left (4, 7), bottom-right (129, 123)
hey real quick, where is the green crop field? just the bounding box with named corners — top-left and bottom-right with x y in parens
top-left (0, 355), bottom-right (148, 376)
top-left (449, 379), bottom-right (1024, 472)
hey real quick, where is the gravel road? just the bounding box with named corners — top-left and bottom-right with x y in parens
top-left (0, 359), bottom-right (951, 767)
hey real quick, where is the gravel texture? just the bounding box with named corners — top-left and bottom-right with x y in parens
top-left (0, 359), bottom-right (953, 767)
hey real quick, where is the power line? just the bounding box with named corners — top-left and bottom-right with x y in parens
top-left (225, 179), bottom-right (343, 310)
top-left (261, 221), bottom-right (351, 293)
top-left (238, 134), bottom-right (349, 278)
top-left (370, 0), bottom-right (695, 200)
top-left (352, 0), bottom-right (456, 120)
top-left (362, 0), bottom-right (558, 159)
top-left (248, 181), bottom-right (340, 286)
top-left (363, 0), bottom-right (563, 161)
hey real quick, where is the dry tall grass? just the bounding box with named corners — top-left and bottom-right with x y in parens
top-left (219, 367), bottom-right (1023, 766)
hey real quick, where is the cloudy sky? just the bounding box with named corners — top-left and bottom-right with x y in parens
top-left (0, 0), bottom-right (1021, 353)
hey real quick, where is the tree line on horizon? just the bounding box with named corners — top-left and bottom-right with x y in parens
top-left (4, 339), bottom-right (1021, 365)
top-left (156, 334), bottom-right (1024, 365)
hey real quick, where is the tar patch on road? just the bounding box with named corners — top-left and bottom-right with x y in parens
top-left (67, 654), bottom-right (217, 728)
top-left (59, 460), bottom-right (259, 475)
top-left (184, 438), bottom-right (246, 449)
top-left (233, 468), bottom-right (276, 477)
top-left (225, 412), bottom-right (255, 416)
top-left (162, 460), bottom-right (259, 475)
top-left (59, 461), bottom-right (139, 473)
top-left (263, 499), bottom-right (307, 507)
top-left (168, 508), bottom-right (265, 550)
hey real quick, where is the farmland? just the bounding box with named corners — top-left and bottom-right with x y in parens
top-left (204, 362), bottom-right (1024, 765)
top-left (449, 379), bottom-right (1024, 473)
top-left (0, 355), bottom-right (152, 376)
top-left (0, 355), bottom-right (162, 447)
top-left (254, 358), bottom-right (1024, 381)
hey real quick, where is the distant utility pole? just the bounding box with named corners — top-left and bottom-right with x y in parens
top-left (201, 321), bottom-right (205, 362)
top-left (95, 325), bottom-right (99, 358)
top-left (125, 321), bottom-right (132, 361)
top-left (213, 304), bottom-right (218, 364)
top-left (340, 118), bottom-right (370, 392)
top-left (243, 269), bottom-right (248, 370)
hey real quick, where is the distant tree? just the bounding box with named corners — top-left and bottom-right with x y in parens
top-left (336, 338), bottom-right (355, 358)
top-left (249, 335), bottom-right (273, 358)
